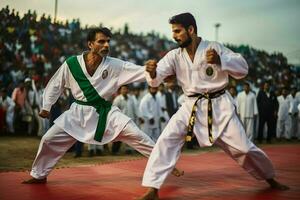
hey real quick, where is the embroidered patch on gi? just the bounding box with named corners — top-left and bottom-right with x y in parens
top-left (206, 66), bottom-right (214, 76)
top-left (102, 70), bottom-right (108, 79)
top-left (200, 64), bottom-right (219, 80)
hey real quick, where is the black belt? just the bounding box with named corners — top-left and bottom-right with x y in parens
top-left (186, 89), bottom-right (226, 143)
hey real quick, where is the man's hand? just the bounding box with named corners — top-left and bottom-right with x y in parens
top-left (39, 110), bottom-right (50, 118)
top-left (145, 59), bottom-right (157, 79)
top-left (206, 49), bottom-right (221, 65)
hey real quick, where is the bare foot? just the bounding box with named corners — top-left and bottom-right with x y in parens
top-left (22, 178), bottom-right (47, 184)
top-left (171, 167), bottom-right (184, 177)
top-left (266, 179), bottom-right (289, 190)
top-left (136, 188), bottom-right (159, 200)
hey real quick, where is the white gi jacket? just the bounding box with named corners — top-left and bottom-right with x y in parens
top-left (145, 40), bottom-right (248, 147)
top-left (42, 54), bottom-right (145, 145)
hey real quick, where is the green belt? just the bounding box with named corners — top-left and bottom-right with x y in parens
top-left (75, 99), bottom-right (112, 142)
top-left (186, 89), bottom-right (225, 143)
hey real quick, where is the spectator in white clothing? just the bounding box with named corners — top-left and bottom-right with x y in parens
top-left (156, 83), bottom-right (170, 131)
top-left (276, 87), bottom-right (291, 140)
top-left (289, 87), bottom-right (299, 139)
top-left (0, 88), bottom-right (15, 133)
top-left (139, 86), bottom-right (165, 142)
top-left (237, 82), bottom-right (258, 141)
top-left (112, 85), bottom-right (138, 154)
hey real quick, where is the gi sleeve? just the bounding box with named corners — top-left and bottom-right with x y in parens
top-left (117, 61), bottom-right (146, 87)
top-left (209, 42), bottom-right (248, 79)
top-left (42, 62), bottom-right (68, 111)
top-left (145, 51), bottom-right (176, 87)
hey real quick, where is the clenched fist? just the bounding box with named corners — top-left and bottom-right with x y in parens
top-left (206, 49), bottom-right (221, 65)
top-left (39, 110), bottom-right (50, 118)
top-left (145, 59), bottom-right (157, 79)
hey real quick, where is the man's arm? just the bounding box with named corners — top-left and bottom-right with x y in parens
top-left (117, 61), bottom-right (146, 87)
top-left (145, 51), bottom-right (176, 87)
top-left (145, 60), bottom-right (157, 79)
top-left (207, 42), bottom-right (248, 79)
top-left (39, 63), bottom-right (68, 118)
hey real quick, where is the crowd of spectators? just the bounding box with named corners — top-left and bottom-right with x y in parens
top-left (1, 6), bottom-right (299, 152)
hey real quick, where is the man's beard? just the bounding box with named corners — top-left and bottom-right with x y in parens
top-left (177, 35), bottom-right (192, 48)
top-left (99, 49), bottom-right (109, 57)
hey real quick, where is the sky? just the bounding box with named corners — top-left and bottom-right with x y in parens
top-left (1, 0), bottom-right (300, 65)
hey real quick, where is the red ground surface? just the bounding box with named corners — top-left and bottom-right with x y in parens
top-left (0, 145), bottom-right (299, 200)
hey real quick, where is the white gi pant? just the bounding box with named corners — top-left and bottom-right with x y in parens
top-left (30, 120), bottom-right (154, 179)
top-left (142, 113), bottom-right (275, 189)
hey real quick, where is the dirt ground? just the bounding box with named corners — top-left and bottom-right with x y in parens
top-left (0, 135), bottom-right (298, 172)
top-left (0, 136), bottom-right (144, 172)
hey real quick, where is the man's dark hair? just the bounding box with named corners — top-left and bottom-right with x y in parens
top-left (87, 27), bottom-right (112, 42)
top-left (169, 12), bottom-right (197, 34)
top-left (243, 81), bottom-right (250, 87)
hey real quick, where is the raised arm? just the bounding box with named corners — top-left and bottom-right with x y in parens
top-left (145, 51), bottom-right (176, 87)
top-left (208, 42), bottom-right (248, 79)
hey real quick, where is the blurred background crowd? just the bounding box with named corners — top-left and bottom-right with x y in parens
top-left (1, 6), bottom-right (299, 157)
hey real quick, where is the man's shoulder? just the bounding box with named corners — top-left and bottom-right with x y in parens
top-left (114, 94), bottom-right (124, 100)
top-left (164, 48), bottom-right (181, 57)
top-left (141, 93), bottom-right (151, 100)
top-left (112, 95), bottom-right (123, 104)
top-left (237, 91), bottom-right (245, 98)
top-left (106, 56), bottom-right (124, 64)
top-left (66, 54), bottom-right (81, 61)
top-left (104, 57), bottom-right (126, 70)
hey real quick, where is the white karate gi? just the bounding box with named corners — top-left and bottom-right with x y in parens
top-left (30, 54), bottom-right (155, 179)
top-left (139, 93), bottom-right (163, 142)
top-left (276, 95), bottom-right (292, 139)
top-left (142, 40), bottom-right (275, 189)
top-left (237, 91), bottom-right (258, 141)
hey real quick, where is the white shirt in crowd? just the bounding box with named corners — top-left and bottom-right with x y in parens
top-left (113, 94), bottom-right (137, 121)
top-left (139, 93), bottom-right (163, 142)
top-left (237, 91), bottom-right (258, 119)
